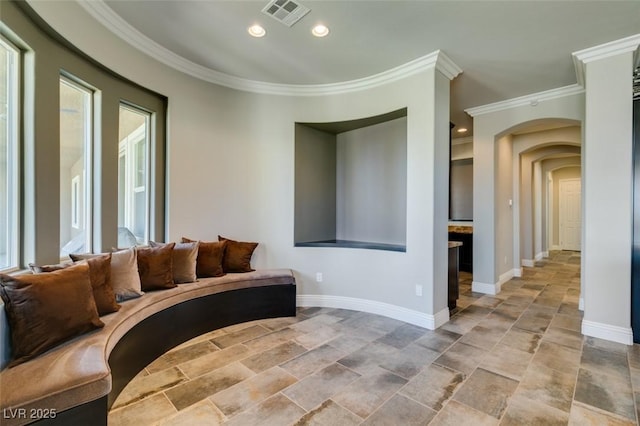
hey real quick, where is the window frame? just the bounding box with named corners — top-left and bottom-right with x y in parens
top-left (0, 35), bottom-right (20, 271)
top-left (59, 75), bottom-right (94, 258)
top-left (118, 102), bottom-right (152, 246)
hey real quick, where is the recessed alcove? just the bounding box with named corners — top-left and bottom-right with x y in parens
top-left (294, 108), bottom-right (407, 252)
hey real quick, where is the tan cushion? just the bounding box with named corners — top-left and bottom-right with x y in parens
top-left (150, 241), bottom-right (198, 283)
top-left (69, 254), bottom-right (120, 316)
top-left (73, 248), bottom-right (143, 302)
top-left (136, 243), bottom-right (176, 291)
top-left (182, 237), bottom-right (226, 278)
top-left (218, 235), bottom-right (258, 273)
top-left (0, 263), bottom-right (104, 367)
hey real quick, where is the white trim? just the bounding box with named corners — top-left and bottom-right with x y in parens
top-left (551, 245), bottom-right (561, 251)
top-left (572, 33), bottom-right (640, 86)
top-left (499, 269), bottom-right (516, 287)
top-left (471, 281), bottom-right (500, 295)
top-left (513, 268), bottom-right (523, 278)
top-left (296, 295), bottom-right (449, 330)
top-left (522, 259), bottom-right (535, 268)
top-left (465, 84), bottom-right (584, 117)
top-left (579, 297), bottom-right (584, 311)
top-left (542, 251), bottom-right (549, 258)
top-left (535, 252), bottom-right (544, 262)
top-left (76, 0), bottom-right (462, 95)
top-left (581, 319), bottom-right (633, 346)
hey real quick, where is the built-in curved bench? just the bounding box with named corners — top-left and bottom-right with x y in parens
top-left (0, 269), bottom-right (296, 426)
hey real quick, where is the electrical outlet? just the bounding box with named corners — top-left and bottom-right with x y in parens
top-left (415, 285), bottom-right (423, 296)
top-left (316, 272), bottom-right (323, 283)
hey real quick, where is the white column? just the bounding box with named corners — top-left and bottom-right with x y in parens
top-left (575, 37), bottom-right (640, 344)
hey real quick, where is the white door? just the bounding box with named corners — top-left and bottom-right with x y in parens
top-left (559, 178), bottom-right (581, 251)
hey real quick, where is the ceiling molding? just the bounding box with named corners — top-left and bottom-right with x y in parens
top-left (572, 33), bottom-right (640, 86)
top-left (76, 0), bottom-right (461, 96)
top-left (465, 84), bottom-right (585, 117)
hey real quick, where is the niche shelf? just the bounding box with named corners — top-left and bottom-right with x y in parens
top-left (294, 108), bottom-right (407, 252)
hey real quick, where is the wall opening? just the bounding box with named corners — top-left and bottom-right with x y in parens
top-left (294, 108), bottom-right (407, 252)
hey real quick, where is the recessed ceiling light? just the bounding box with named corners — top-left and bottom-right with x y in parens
top-left (311, 24), bottom-right (329, 37)
top-left (248, 24), bottom-right (266, 38)
top-left (457, 127), bottom-right (468, 133)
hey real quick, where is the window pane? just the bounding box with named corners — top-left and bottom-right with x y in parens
top-left (0, 38), bottom-right (18, 269)
top-left (118, 104), bottom-right (149, 247)
top-left (60, 78), bottom-right (92, 257)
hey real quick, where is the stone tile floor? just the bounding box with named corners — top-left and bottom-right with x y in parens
top-left (109, 251), bottom-right (640, 425)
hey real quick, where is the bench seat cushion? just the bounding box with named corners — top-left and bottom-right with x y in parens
top-left (0, 269), bottom-right (295, 426)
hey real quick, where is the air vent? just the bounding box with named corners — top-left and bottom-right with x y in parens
top-left (262, 0), bottom-right (310, 27)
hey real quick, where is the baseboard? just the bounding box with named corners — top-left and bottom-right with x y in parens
top-left (472, 281), bottom-right (499, 295)
top-left (535, 252), bottom-right (544, 261)
top-left (579, 297), bottom-right (584, 311)
top-left (542, 251), bottom-right (549, 258)
top-left (551, 245), bottom-right (561, 251)
top-left (296, 295), bottom-right (449, 330)
top-left (513, 268), bottom-right (523, 278)
top-left (581, 319), bottom-right (633, 345)
top-left (522, 259), bottom-right (535, 268)
top-left (497, 269), bottom-right (516, 286)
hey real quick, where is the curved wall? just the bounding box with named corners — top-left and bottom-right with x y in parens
top-left (22, 1), bottom-right (454, 327)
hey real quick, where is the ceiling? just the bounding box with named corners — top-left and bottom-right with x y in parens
top-left (93, 1), bottom-right (640, 136)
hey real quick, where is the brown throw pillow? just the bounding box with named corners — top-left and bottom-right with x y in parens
top-left (218, 235), bottom-right (258, 273)
top-left (136, 243), bottom-right (176, 291)
top-left (0, 262), bottom-right (104, 367)
top-left (150, 240), bottom-right (198, 283)
top-left (68, 254), bottom-right (120, 315)
top-left (73, 247), bottom-right (144, 302)
top-left (182, 237), bottom-right (226, 278)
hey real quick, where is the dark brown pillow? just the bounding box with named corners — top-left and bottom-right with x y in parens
top-left (150, 240), bottom-right (198, 283)
top-left (0, 262), bottom-right (104, 367)
top-left (182, 237), bottom-right (227, 278)
top-left (69, 254), bottom-right (120, 315)
top-left (218, 235), bottom-right (258, 273)
top-left (136, 243), bottom-right (176, 291)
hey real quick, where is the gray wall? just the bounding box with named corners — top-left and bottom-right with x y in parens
top-left (20, 1), bottom-right (453, 329)
top-left (336, 117), bottom-right (407, 245)
top-left (449, 158), bottom-right (473, 221)
top-left (294, 124), bottom-right (336, 243)
top-left (2, 1), bottom-right (166, 265)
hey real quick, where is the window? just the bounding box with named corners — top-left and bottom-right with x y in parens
top-left (118, 104), bottom-right (150, 247)
top-left (59, 77), bottom-right (92, 257)
top-left (0, 37), bottom-right (19, 270)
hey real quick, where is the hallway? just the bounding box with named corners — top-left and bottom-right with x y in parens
top-left (109, 251), bottom-right (640, 425)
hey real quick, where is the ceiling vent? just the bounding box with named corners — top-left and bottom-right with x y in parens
top-left (262, 0), bottom-right (310, 27)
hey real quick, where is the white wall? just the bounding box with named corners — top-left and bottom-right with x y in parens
top-left (294, 125), bottom-right (336, 243)
top-left (336, 117), bottom-right (407, 245)
top-left (581, 50), bottom-right (635, 344)
top-left (495, 134), bottom-right (514, 285)
top-left (26, 1), bottom-right (453, 327)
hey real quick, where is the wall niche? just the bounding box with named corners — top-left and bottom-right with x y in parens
top-left (294, 108), bottom-right (407, 252)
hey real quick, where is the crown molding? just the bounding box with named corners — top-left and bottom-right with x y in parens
top-left (465, 84), bottom-right (585, 117)
top-left (76, 0), bottom-right (461, 96)
top-left (572, 33), bottom-right (640, 87)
